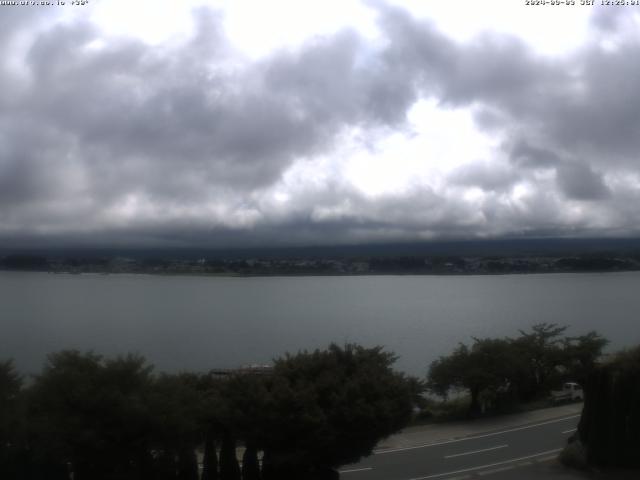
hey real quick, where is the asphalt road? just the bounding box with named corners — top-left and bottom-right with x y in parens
top-left (339, 414), bottom-right (580, 480)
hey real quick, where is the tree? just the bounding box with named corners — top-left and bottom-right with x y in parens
top-left (216, 374), bottom-right (268, 480)
top-left (193, 373), bottom-right (225, 480)
top-left (429, 325), bottom-right (609, 413)
top-left (26, 351), bottom-right (155, 480)
top-left (257, 344), bottom-right (419, 478)
top-left (428, 338), bottom-right (516, 416)
top-left (0, 360), bottom-right (23, 479)
top-left (146, 373), bottom-right (207, 480)
top-left (25, 351), bottom-right (217, 480)
top-left (511, 323), bottom-right (568, 400)
top-left (577, 345), bottom-right (640, 467)
top-left (561, 331), bottom-right (609, 385)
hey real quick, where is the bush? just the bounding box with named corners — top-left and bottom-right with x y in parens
top-left (559, 436), bottom-right (588, 470)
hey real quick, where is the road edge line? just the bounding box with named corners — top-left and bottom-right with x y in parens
top-left (375, 415), bottom-right (579, 454)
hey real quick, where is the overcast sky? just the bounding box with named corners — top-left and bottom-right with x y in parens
top-left (1, 0), bottom-right (640, 248)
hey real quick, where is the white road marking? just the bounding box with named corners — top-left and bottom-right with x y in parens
top-left (339, 467), bottom-right (373, 474)
top-left (562, 428), bottom-right (577, 434)
top-left (407, 448), bottom-right (563, 480)
top-left (375, 415), bottom-right (580, 455)
top-left (444, 444), bottom-right (508, 459)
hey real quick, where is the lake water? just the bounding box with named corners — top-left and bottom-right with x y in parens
top-left (1, 271), bottom-right (639, 376)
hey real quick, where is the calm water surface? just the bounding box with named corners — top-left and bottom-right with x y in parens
top-left (1, 271), bottom-right (639, 375)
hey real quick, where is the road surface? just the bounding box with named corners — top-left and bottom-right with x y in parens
top-left (340, 414), bottom-right (580, 480)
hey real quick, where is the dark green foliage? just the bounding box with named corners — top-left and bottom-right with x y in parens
top-left (154, 450), bottom-right (178, 480)
top-left (0, 360), bottom-right (23, 480)
top-left (217, 374), bottom-right (271, 448)
top-left (1, 343), bottom-right (417, 479)
top-left (511, 323), bottom-right (569, 399)
top-left (146, 373), bottom-right (212, 480)
top-left (258, 344), bottom-right (418, 473)
top-left (0, 359), bottom-right (21, 421)
top-left (561, 331), bottom-right (609, 385)
top-left (554, 256), bottom-right (632, 272)
top-left (146, 373), bottom-right (204, 453)
top-left (428, 324), bottom-right (608, 415)
top-left (578, 346), bottom-right (640, 467)
top-left (177, 447), bottom-right (199, 480)
top-left (428, 338), bottom-right (516, 416)
top-left (24, 351), bottom-right (212, 479)
top-left (27, 351), bottom-right (155, 479)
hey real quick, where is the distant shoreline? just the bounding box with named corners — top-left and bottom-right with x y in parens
top-left (2, 266), bottom-right (640, 279)
top-left (3, 250), bottom-right (640, 278)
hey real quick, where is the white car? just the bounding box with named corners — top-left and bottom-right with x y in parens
top-left (550, 382), bottom-right (584, 403)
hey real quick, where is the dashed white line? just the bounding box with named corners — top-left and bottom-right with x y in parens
top-left (407, 448), bottom-right (563, 480)
top-left (375, 415), bottom-right (580, 455)
top-left (444, 444), bottom-right (508, 459)
top-left (562, 428), bottom-right (577, 434)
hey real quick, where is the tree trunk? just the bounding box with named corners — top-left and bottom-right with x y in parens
top-left (219, 431), bottom-right (241, 480)
top-left (241, 444), bottom-right (261, 480)
top-left (468, 385), bottom-right (482, 418)
top-left (260, 450), bottom-right (275, 480)
top-left (202, 429), bottom-right (218, 480)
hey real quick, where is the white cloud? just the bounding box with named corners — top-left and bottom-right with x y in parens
top-left (1, 1), bottom-right (640, 247)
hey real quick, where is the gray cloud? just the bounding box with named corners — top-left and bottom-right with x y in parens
top-left (1, 2), bottom-right (640, 248)
top-left (374, 3), bottom-right (640, 165)
top-left (508, 141), bottom-right (562, 169)
top-left (556, 163), bottom-right (610, 201)
top-left (590, 5), bottom-right (629, 33)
